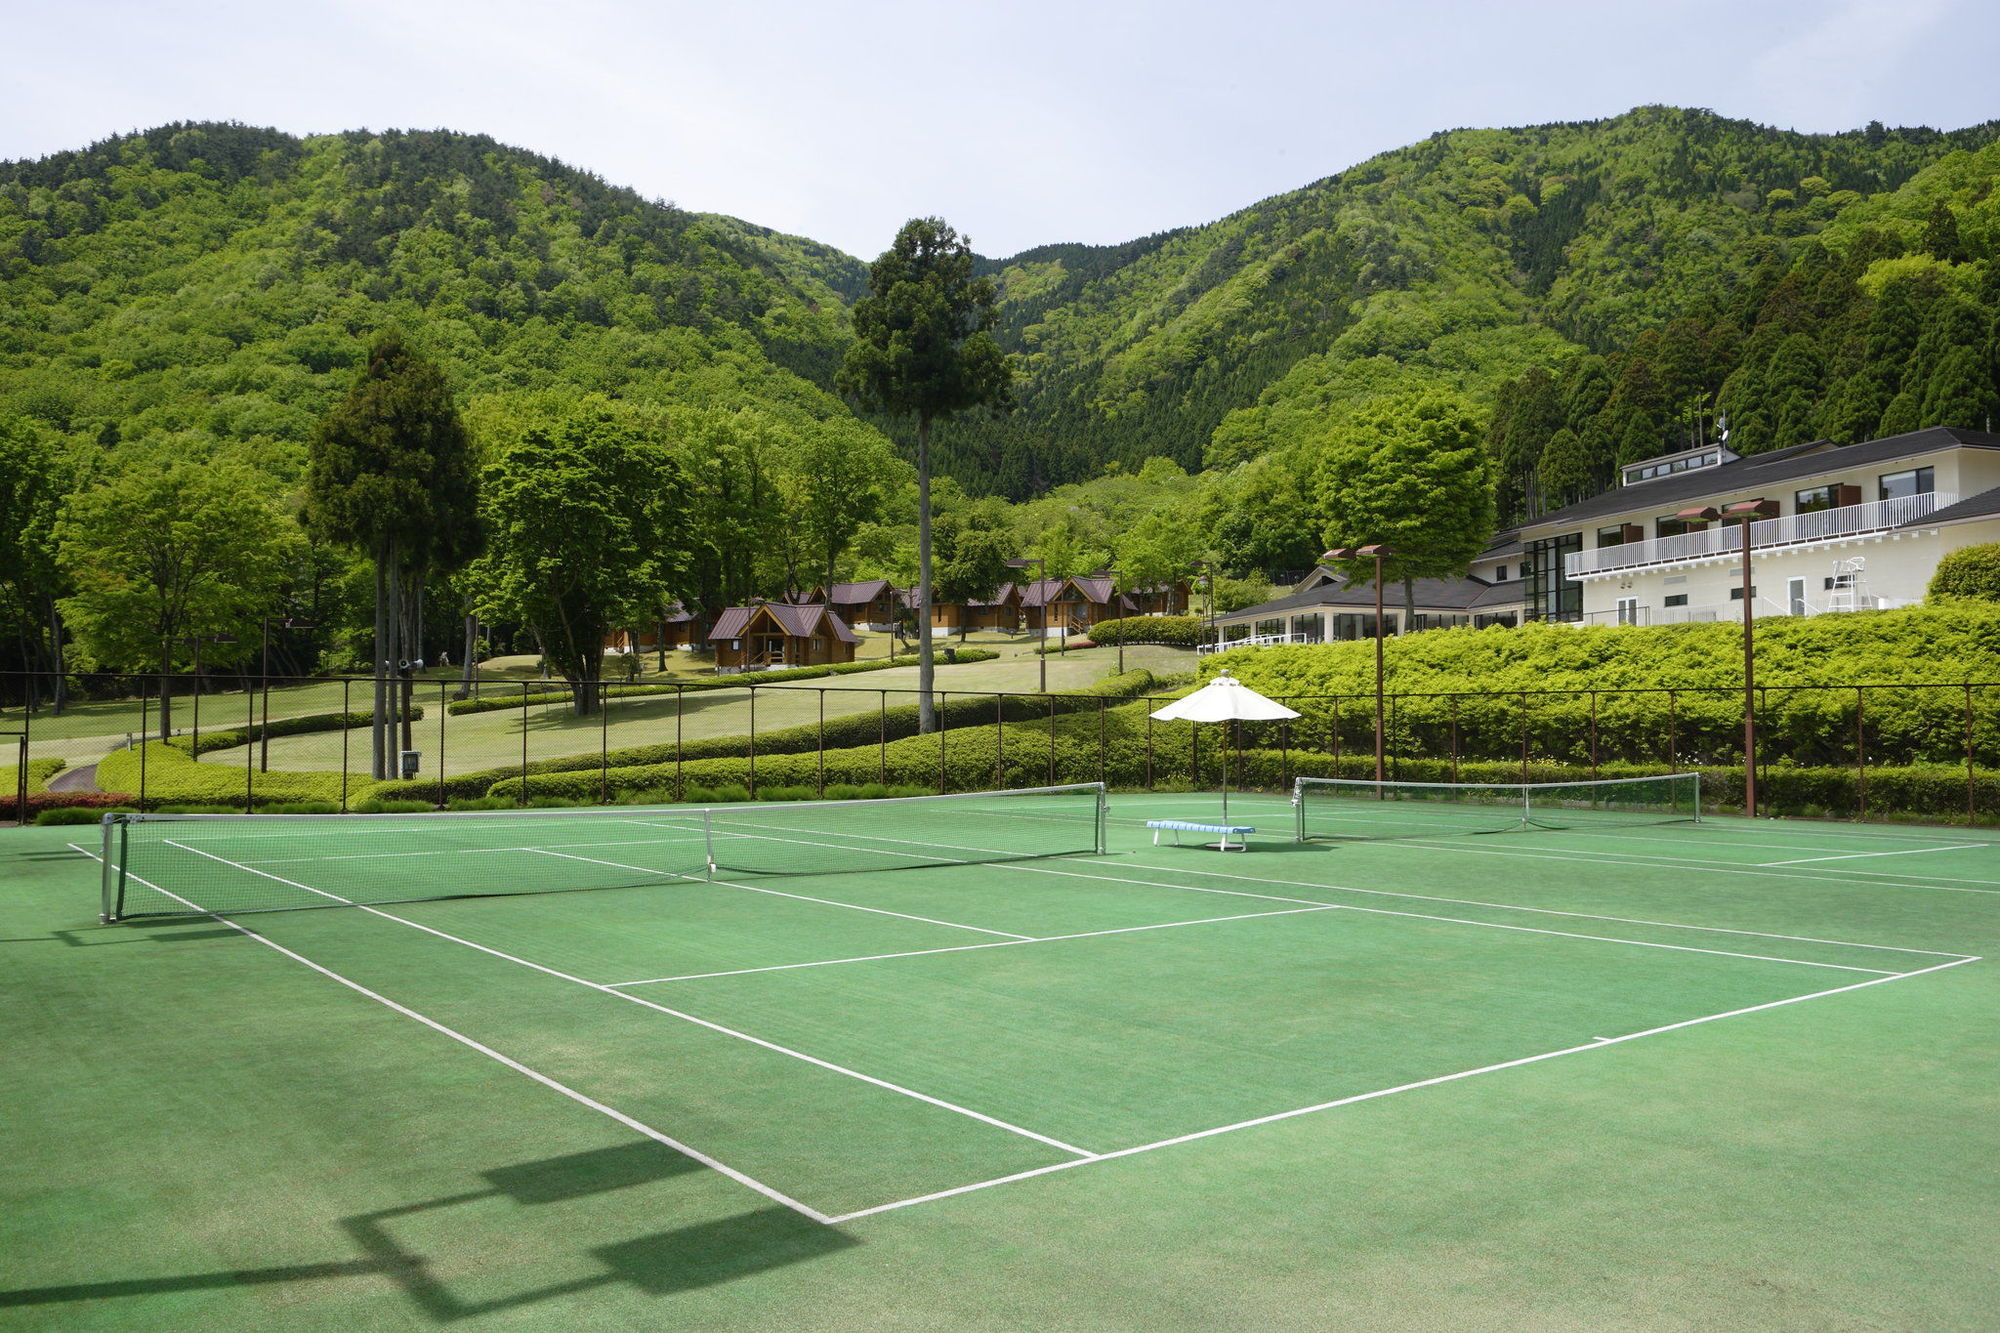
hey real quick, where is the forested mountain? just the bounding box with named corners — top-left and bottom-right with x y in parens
top-left (934, 106), bottom-right (2000, 495)
top-left (5, 106), bottom-right (2000, 638)
top-left (0, 120), bottom-right (867, 470)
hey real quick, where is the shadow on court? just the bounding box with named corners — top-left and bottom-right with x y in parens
top-left (0, 1141), bottom-right (857, 1319)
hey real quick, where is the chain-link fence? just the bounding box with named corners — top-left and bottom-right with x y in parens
top-left (6, 670), bottom-right (2000, 824)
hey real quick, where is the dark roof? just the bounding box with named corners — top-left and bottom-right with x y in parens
top-left (819, 579), bottom-right (893, 606)
top-left (710, 603), bottom-right (858, 643)
top-left (1224, 574), bottom-right (1523, 619)
top-left (1478, 528), bottom-right (1523, 560)
top-left (1523, 427), bottom-right (2000, 532)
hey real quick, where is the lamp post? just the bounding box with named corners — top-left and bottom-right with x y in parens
top-left (259, 616), bottom-right (316, 772)
top-left (1025, 556), bottom-right (1048, 693)
top-left (1198, 560), bottom-right (1217, 650)
top-left (1323, 545), bottom-right (1396, 784)
top-left (1104, 566), bottom-right (1126, 676)
top-left (170, 632), bottom-right (237, 756)
top-left (1678, 499), bottom-right (1777, 816)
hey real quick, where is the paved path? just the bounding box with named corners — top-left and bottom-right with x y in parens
top-left (47, 763), bottom-right (99, 794)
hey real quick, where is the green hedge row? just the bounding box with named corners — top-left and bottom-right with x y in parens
top-left (96, 741), bottom-right (378, 808)
top-left (164, 707), bottom-right (424, 758)
top-left (369, 669), bottom-right (1164, 803)
top-left (1086, 615), bottom-right (1208, 648)
top-left (444, 650), bottom-right (1000, 716)
top-left (1210, 607), bottom-right (2000, 767)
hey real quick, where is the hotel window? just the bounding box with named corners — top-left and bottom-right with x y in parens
top-left (1657, 514), bottom-right (1706, 539)
top-left (1664, 594), bottom-right (1688, 607)
top-left (1879, 467), bottom-right (1934, 501)
top-left (1523, 534), bottom-right (1583, 622)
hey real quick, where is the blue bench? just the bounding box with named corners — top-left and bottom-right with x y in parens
top-left (1146, 819), bottom-right (1257, 852)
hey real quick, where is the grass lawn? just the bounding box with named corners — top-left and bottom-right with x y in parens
top-left (4, 793), bottom-right (1996, 1327)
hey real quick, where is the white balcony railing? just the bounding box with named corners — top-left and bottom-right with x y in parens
top-left (1200, 632), bottom-right (1314, 655)
top-left (1565, 492), bottom-right (1955, 579)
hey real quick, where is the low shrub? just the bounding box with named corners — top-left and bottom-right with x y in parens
top-left (1085, 615), bottom-right (1208, 648)
top-left (350, 797), bottom-right (437, 814)
top-left (5, 789), bottom-right (134, 821)
top-left (444, 650), bottom-right (1001, 716)
top-left (373, 668), bottom-right (1163, 804)
top-left (259, 801), bottom-right (343, 815)
top-left (97, 741), bottom-right (373, 809)
top-left (165, 707), bottom-right (423, 758)
top-left (1, 756), bottom-right (68, 797)
top-left (37, 806), bottom-right (134, 826)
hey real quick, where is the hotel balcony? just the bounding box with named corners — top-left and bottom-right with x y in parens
top-left (1564, 492), bottom-right (1954, 580)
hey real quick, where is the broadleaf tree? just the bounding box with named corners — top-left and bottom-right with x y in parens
top-left (472, 400), bottom-right (691, 716)
top-left (932, 498), bottom-right (1016, 641)
top-left (838, 217), bottom-right (1012, 731)
top-left (1313, 389), bottom-right (1497, 625)
top-left (56, 449), bottom-right (299, 739)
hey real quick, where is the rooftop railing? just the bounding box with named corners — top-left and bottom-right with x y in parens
top-left (1565, 492), bottom-right (1954, 579)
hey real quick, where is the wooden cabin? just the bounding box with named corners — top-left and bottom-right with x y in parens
top-left (709, 603), bottom-right (858, 672)
top-left (803, 579), bottom-right (904, 631)
top-left (1024, 575), bottom-right (1132, 637)
top-left (606, 604), bottom-right (700, 655)
top-left (928, 583), bottom-right (1023, 633)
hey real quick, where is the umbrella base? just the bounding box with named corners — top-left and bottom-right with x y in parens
top-left (1202, 841), bottom-right (1251, 853)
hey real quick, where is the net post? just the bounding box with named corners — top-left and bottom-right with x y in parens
top-left (100, 812), bottom-right (128, 923)
top-left (1292, 777), bottom-right (1305, 842)
top-left (703, 808), bottom-right (716, 878)
top-left (1095, 782), bottom-right (1108, 855)
top-left (1692, 771), bottom-right (1702, 823)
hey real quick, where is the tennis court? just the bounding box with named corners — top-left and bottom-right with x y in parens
top-left (6, 782), bottom-right (1999, 1328)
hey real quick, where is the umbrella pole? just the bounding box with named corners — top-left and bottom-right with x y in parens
top-left (1222, 719), bottom-right (1230, 821)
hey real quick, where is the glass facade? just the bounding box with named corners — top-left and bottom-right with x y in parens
top-left (1795, 484), bottom-right (1841, 513)
top-left (1523, 534), bottom-right (1582, 622)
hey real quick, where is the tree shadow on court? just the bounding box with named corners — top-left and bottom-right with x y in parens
top-left (0, 1140), bottom-right (857, 1319)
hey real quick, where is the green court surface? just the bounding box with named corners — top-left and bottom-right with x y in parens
top-left (4, 790), bottom-right (1998, 1329)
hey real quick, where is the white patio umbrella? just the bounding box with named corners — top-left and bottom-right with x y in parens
top-left (1150, 669), bottom-right (1300, 820)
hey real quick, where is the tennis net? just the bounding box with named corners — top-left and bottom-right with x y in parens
top-left (100, 783), bottom-right (1109, 921)
top-left (1292, 773), bottom-right (1700, 842)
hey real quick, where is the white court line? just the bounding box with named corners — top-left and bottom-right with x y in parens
top-left (70, 844), bottom-right (835, 1226)
top-left (820, 954), bottom-right (1983, 1224)
top-left (1760, 844), bottom-right (1990, 867)
top-left (649, 823), bottom-right (1924, 972)
top-left (604, 905), bottom-right (1344, 986)
top-left (528, 847), bottom-right (1032, 940)
top-left (157, 840), bottom-right (1094, 1158)
top-left (1048, 861), bottom-right (1972, 959)
top-left (1385, 835), bottom-right (2000, 898)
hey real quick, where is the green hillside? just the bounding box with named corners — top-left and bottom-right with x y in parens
top-left (932, 107), bottom-right (2000, 495)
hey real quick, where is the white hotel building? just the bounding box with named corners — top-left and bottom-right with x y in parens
top-left (1213, 426), bottom-right (2000, 645)
top-left (1519, 425), bottom-right (2000, 625)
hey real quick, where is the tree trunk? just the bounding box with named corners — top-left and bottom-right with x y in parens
top-left (402, 571), bottom-right (423, 751)
top-left (373, 542), bottom-right (391, 781)
top-left (456, 610), bottom-right (477, 699)
top-left (1402, 574), bottom-right (1416, 634)
top-left (158, 640), bottom-right (174, 742)
top-left (915, 413), bottom-right (936, 735)
top-left (46, 600), bottom-right (66, 716)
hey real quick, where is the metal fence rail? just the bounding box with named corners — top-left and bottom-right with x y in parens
top-left (5, 670), bottom-right (2000, 825)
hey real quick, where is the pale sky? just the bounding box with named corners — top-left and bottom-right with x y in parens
top-left (4, 0), bottom-right (1994, 259)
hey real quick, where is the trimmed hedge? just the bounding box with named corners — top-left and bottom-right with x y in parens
top-left (96, 741), bottom-right (377, 809)
top-left (1085, 615), bottom-right (1208, 648)
top-left (370, 668), bottom-right (1165, 803)
top-left (165, 707), bottom-right (423, 758)
top-left (1, 756), bottom-right (67, 795)
top-left (484, 673), bottom-right (1166, 803)
top-left (444, 651), bottom-right (999, 716)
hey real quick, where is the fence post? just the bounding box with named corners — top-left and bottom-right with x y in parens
top-left (1967, 683), bottom-right (1976, 825)
top-left (1190, 719), bottom-right (1200, 791)
top-left (1449, 694), bottom-right (1459, 783)
top-left (879, 690), bottom-right (888, 785)
top-left (338, 678), bottom-right (347, 812)
top-left (1145, 704), bottom-right (1154, 791)
top-left (1589, 691), bottom-right (1599, 778)
top-left (1667, 689), bottom-right (1678, 771)
top-left (1047, 695), bottom-right (1057, 786)
top-left (675, 685), bottom-right (685, 800)
top-left (938, 690), bottom-right (948, 795)
top-left (599, 677), bottom-right (610, 806)
top-left (1280, 708), bottom-right (1291, 790)
top-left (1856, 686), bottom-right (1866, 821)
top-left (748, 685), bottom-right (757, 796)
top-left (437, 682), bottom-right (447, 809)
top-left (519, 684), bottom-right (529, 807)
top-left (1519, 692), bottom-right (1529, 782)
top-left (818, 690), bottom-right (826, 798)
top-left (1331, 695), bottom-right (1340, 766)
top-left (995, 694), bottom-right (1005, 789)
top-left (245, 685), bottom-right (255, 813)
top-left (1097, 697), bottom-right (1107, 787)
